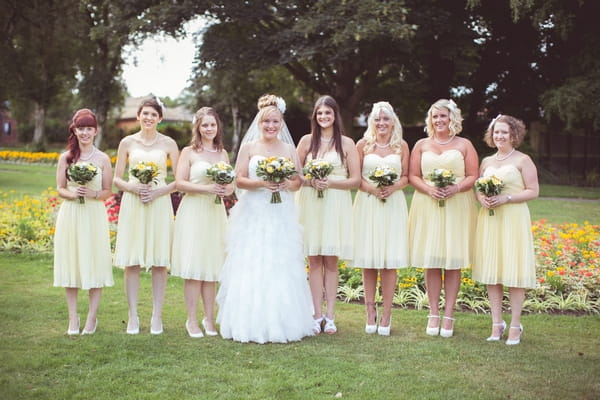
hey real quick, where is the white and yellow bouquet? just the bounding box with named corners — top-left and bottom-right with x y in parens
top-left (206, 161), bottom-right (235, 204)
top-left (303, 159), bottom-right (334, 198)
top-left (428, 168), bottom-right (456, 207)
top-left (68, 162), bottom-right (98, 204)
top-left (256, 156), bottom-right (297, 203)
top-left (130, 161), bottom-right (159, 185)
top-left (475, 175), bottom-right (505, 216)
top-left (368, 166), bottom-right (399, 203)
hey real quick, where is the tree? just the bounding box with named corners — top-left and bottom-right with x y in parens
top-left (0, 0), bottom-right (84, 148)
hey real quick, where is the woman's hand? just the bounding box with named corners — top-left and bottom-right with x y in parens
top-left (310, 178), bottom-right (329, 191)
top-left (482, 194), bottom-right (510, 209)
top-left (75, 186), bottom-right (97, 200)
top-left (209, 183), bottom-right (228, 198)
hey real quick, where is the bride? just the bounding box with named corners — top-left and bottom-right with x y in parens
top-left (216, 94), bottom-right (315, 343)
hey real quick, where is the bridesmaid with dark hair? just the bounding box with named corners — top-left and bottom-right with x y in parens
top-left (296, 95), bottom-right (361, 335)
top-left (54, 109), bottom-right (113, 335)
top-left (171, 107), bottom-right (234, 338)
top-left (113, 97), bottom-right (179, 335)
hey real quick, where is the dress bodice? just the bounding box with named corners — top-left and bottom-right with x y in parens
top-left (248, 155), bottom-right (264, 181)
top-left (67, 165), bottom-right (103, 192)
top-left (482, 164), bottom-right (524, 195)
top-left (129, 148), bottom-right (168, 183)
top-left (362, 153), bottom-right (402, 182)
top-left (189, 159), bottom-right (212, 185)
top-left (422, 149), bottom-right (466, 185)
top-left (306, 151), bottom-right (347, 179)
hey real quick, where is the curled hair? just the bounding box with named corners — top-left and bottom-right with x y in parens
top-left (137, 97), bottom-right (163, 118)
top-left (66, 108), bottom-right (97, 168)
top-left (483, 114), bottom-right (527, 148)
top-left (362, 101), bottom-right (403, 155)
top-left (190, 107), bottom-right (224, 152)
top-left (425, 99), bottom-right (463, 137)
top-left (256, 94), bottom-right (285, 125)
top-left (308, 95), bottom-right (346, 163)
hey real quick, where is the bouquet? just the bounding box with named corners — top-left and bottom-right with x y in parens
top-left (130, 161), bottom-right (159, 185)
top-left (303, 159), bottom-right (334, 198)
top-left (428, 168), bottom-right (456, 207)
top-left (206, 161), bottom-right (236, 204)
top-left (256, 156), bottom-right (297, 203)
top-left (67, 162), bottom-right (98, 204)
top-left (475, 175), bottom-right (505, 216)
top-left (368, 166), bottom-right (399, 203)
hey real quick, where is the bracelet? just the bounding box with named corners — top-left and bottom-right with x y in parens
top-left (507, 194), bottom-right (512, 203)
top-left (95, 191), bottom-right (99, 199)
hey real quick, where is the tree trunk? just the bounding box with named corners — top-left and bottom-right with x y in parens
top-left (230, 102), bottom-right (241, 161)
top-left (32, 102), bottom-right (45, 147)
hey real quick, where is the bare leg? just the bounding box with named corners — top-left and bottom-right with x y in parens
top-left (200, 281), bottom-right (217, 332)
top-left (380, 269), bottom-right (397, 327)
top-left (425, 268), bottom-right (442, 329)
top-left (507, 287), bottom-right (526, 341)
top-left (151, 266), bottom-right (168, 332)
top-left (65, 288), bottom-right (79, 332)
top-left (363, 269), bottom-right (378, 325)
top-left (84, 288), bottom-right (102, 332)
top-left (184, 279), bottom-right (201, 334)
top-left (124, 265), bottom-right (140, 331)
top-left (487, 284), bottom-right (505, 337)
top-left (442, 269), bottom-right (461, 330)
top-left (323, 256), bottom-right (339, 320)
top-left (308, 255), bottom-right (324, 319)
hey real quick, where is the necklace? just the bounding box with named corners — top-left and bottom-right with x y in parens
top-left (203, 146), bottom-right (218, 153)
top-left (140, 133), bottom-right (159, 146)
top-left (321, 136), bottom-right (332, 143)
top-left (433, 134), bottom-right (455, 145)
top-left (375, 141), bottom-right (390, 148)
top-left (495, 148), bottom-right (515, 161)
top-left (79, 147), bottom-right (96, 161)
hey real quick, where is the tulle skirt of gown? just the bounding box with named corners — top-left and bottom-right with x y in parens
top-left (216, 173), bottom-right (314, 343)
top-left (53, 174), bottom-right (113, 289)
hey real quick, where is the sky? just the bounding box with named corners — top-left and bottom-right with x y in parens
top-left (121, 19), bottom-right (205, 100)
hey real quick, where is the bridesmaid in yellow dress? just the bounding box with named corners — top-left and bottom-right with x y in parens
top-left (473, 115), bottom-right (538, 345)
top-left (296, 95), bottom-right (361, 334)
top-left (408, 99), bottom-right (478, 338)
top-left (353, 102), bottom-right (410, 336)
top-left (171, 107), bottom-right (234, 338)
top-left (113, 97), bottom-right (179, 335)
top-left (54, 109), bottom-right (113, 335)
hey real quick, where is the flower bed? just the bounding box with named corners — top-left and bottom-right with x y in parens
top-left (1, 189), bottom-right (598, 313)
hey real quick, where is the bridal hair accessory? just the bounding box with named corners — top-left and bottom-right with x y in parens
top-left (275, 97), bottom-right (286, 114)
top-left (446, 99), bottom-right (457, 112)
top-left (154, 96), bottom-right (165, 113)
top-left (488, 114), bottom-right (502, 130)
top-left (192, 115), bottom-right (197, 125)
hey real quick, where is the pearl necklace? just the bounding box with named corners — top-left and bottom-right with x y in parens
top-left (433, 134), bottom-right (455, 145)
top-left (375, 142), bottom-right (390, 148)
top-left (203, 146), bottom-right (218, 153)
top-left (140, 133), bottom-right (159, 146)
top-left (321, 136), bottom-right (333, 143)
top-left (79, 147), bottom-right (96, 161)
top-left (495, 148), bottom-right (515, 161)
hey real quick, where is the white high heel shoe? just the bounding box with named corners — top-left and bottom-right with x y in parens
top-left (426, 315), bottom-right (440, 336)
top-left (439, 316), bottom-right (455, 338)
top-left (486, 320), bottom-right (506, 342)
top-left (377, 316), bottom-right (391, 336)
top-left (66, 316), bottom-right (80, 335)
top-left (82, 318), bottom-right (97, 335)
top-left (185, 320), bottom-right (204, 338)
top-left (365, 307), bottom-right (377, 334)
top-left (506, 324), bottom-right (523, 345)
top-left (126, 316), bottom-right (140, 335)
top-left (202, 318), bottom-right (218, 336)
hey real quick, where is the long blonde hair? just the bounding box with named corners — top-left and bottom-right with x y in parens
top-left (362, 101), bottom-right (403, 154)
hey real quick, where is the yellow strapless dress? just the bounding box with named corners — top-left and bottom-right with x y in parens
top-left (53, 167), bottom-right (114, 289)
top-left (114, 148), bottom-right (173, 270)
top-left (171, 160), bottom-right (228, 281)
top-left (408, 149), bottom-right (477, 270)
top-left (296, 151), bottom-right (353, 259)
top-left (352, 153), bottom-right (409, 269)
top-left (473, 164), bottom-right (536, 288)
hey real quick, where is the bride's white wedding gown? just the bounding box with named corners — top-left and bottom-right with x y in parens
top-left (216, 155), bottom-right (315, 343)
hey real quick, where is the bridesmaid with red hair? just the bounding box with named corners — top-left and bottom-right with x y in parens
top-left (54, 109), bottom-right (114, 335)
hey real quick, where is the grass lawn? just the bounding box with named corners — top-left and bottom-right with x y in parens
top-left (1, 253), bottom-right (599, 400)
